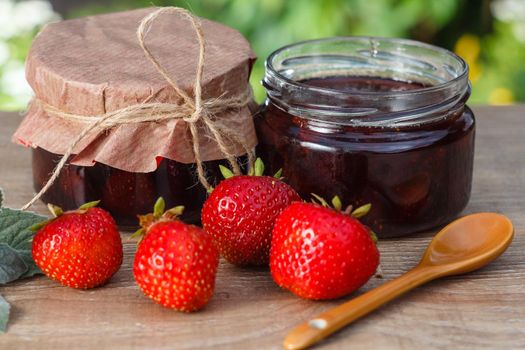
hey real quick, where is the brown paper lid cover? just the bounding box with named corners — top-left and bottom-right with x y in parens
top-left (13, 8), bottom-right (257, 172)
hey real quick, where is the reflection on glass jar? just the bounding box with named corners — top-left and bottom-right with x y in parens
top-left (256, 37), bottom-right (475, 237)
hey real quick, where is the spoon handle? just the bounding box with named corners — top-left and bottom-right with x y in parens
top-left (283, 266), bottom-right (439, 350)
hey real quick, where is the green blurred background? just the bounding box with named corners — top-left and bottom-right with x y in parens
top-left (1, 0), bottom-right (524, 110)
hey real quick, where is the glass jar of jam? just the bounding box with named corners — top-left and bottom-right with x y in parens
top-left (256, 37), bottom-right (475, 237)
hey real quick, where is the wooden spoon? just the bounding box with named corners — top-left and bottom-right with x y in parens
top-left (284, 212), bottom-right (514, 350)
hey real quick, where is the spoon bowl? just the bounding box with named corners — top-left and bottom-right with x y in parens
top-left (420, 212), bottom-right (514, 275)
top-left (284, 212), bottom-right (514, 350)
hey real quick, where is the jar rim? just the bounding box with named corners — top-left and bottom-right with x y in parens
top-left (266, 36), bottom-right (468, 97)
top-left (263, 36), bottom-right (470, 127)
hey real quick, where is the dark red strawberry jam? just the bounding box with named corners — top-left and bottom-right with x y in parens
top-left (256, 37), bottom-right (475, 237)
top-left (32, 148), bottom-right (238, 228)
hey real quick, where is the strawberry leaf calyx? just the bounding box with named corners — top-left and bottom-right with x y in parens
top-left (350, 203), bottom-right (372, 218)
top-left (254, 158), bottom-right (265, 176)
top-left (151, 197), bottom-right (185, 220)
top-left (153, 197), bottom-right (165, 219)
top-left (31, 200), bottom-right (102, 232)
top-left (247, 158), bottom-right (264, 176)
top-left (331, 196), bottom-right (343, 211)
top-left (29, 219), bottom-right (52, 232)
top-left (310, 194), bottom-right (372, 219)
top-left (78, 200), bottom-right (101, 211)
top-left (222, 158), bottom-right (270, 179)
top-left (310, 193), bottom-right (330, 207)
top-left (47, 203), bottom-right (63, 218)
top-left (219, 165), bottom-right (234, 179)
top-left (29, 205), bottom-right (59, 232)
top-left (166, 206), bottom-right (185, 217)
top-left (133, 197), bottom-right (185, 243)
top-left (130, 227), bottom-right (145, 241)
top-left (369, 229), bottom-right (378, 244)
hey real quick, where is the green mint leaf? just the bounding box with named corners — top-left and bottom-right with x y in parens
top-left (0, 294), bottom-right (9, 333)
top-left (0, 207), bottom-right (46, 283)
top-left (0, 208), bottom-right (46, 251)
top-left (0, 243), bottom-right (28, 284)
top-left (0, 192), bottom-right (47, 333)
top-left (16, 250), bottom-right (42, 279)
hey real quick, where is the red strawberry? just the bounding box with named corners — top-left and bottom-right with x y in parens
top-left (201, 159), bottom-right (301, 266)
top-left (32, 201), bottom-right (123, 289)
top-left (133, 198), bottom-right (219, 312)
top-left (270, 196), bottom-right (379, 300)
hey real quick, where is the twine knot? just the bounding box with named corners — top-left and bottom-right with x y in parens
top-left (183, 107), bottom-right (203, 124)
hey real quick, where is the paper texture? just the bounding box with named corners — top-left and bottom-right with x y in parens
top-left (13, 8), bottom-right (257, 172)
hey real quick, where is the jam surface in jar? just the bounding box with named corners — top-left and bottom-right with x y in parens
top-left (32, 148), bottom-right (238, 228)
top-left (256, 76), bottom-right (475, 237)
top-left (302, 76), bottom-right (430, 92)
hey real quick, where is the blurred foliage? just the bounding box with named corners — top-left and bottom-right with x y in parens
top-left (1, 0), bottom-right (525, 110)
top-left (0, 0), bottom-right (59, 110)
top-left (0, 33), bottom-right (32, 110)
top-left (68, 0), bottom-right (467, 102)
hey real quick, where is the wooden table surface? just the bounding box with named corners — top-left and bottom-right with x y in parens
top-left (0, 106), bottom-right (524, 350)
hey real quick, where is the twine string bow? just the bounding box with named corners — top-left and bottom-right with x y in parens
top-left (21, 7), bottom-right (254, 211)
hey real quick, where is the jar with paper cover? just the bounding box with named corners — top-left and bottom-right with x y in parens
top-left (13, 8), bottom-right (257, 227)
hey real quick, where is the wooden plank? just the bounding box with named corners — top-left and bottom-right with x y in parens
top-left (0, 106), bottom-right (524, 350)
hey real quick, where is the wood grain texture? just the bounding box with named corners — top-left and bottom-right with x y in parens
top-left (0, 106), bottom-right (524, 350)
